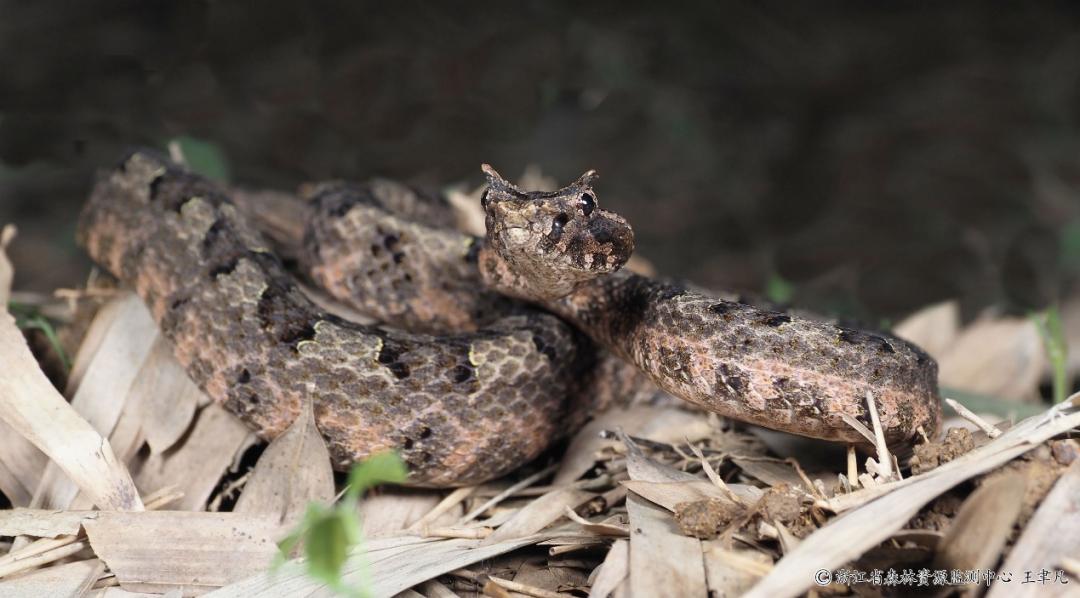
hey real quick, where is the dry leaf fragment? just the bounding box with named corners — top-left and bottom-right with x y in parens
top-left (932, 470), bottom-right (1027, 573)
top-left (234, 399), bottom-right (334, 525)
top-left (82, 511), bottom-right (281, 595)
top-left (987, 459), bottom-right (1080, 598)
top-left (208, 534), bottom-right (554, 597)
top-left (0, 310), bottom-right (141, 511)
top-left (0, 224), bottom-right (14, 309)
top-left (892, 300), bottom-right (960, 358)
top-left (480, 487), bottom-right (595, 546)
top-left (0, 558), bottom-right (102, 597)
top-left (749, 399), bottom-right (1080, 598)
top-left (554, 407), bottom-right (712, 485)
top-left (136, 404), bottom-right (255, 512)
top-left (129, 337), bottom-right (204, 455)
top-left (627, 494), bottom-right (707, 598)
top-left (588, 539), bottom-right (628, 598)
top-left (937, 315), bottom-right (1045, 401)
top-left (701, 543), bottom-right (771, 598)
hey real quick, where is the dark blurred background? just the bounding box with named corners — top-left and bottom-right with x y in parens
top-left (3, 1), bottom-right (1080, 322)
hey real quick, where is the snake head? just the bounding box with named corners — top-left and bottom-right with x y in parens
top-left (479, 164), bottom-right (634, 301)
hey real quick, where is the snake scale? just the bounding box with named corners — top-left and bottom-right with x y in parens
top-left (77, 151), bottom-right (941, 487)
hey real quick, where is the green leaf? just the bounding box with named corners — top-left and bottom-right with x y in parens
top-left (269, 453), bottom-right (404, 596)
top-left (164, 136), bottom-right (230, 182)
top-left (1031, 306), bottom-right (1070, 404)
top-left (765, 272), bottom-right (794, 305)
top-left (304, 510), bottom-right (361, 591)
top-left (10, 304), bottom-right (71, 373)
top-left (344, 451), bottom-right (407, 503)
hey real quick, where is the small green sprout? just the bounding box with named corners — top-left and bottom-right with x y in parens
top-left (274, 451), bottom-right (407, 597)
top-left (1031, 306), bottom-right (1070, 404)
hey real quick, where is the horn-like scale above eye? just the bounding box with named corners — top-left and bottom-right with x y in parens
top-left (579, 192), bottom-right (595, 217)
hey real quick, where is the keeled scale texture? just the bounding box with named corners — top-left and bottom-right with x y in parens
top-left (77, 152), bottom-right (588, 486)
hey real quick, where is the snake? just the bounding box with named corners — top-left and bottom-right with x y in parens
top-left (77, 150), bottom-right (941, 487)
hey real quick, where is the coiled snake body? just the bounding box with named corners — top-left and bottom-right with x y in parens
top-left (78, 151), bottom-right (940, 486)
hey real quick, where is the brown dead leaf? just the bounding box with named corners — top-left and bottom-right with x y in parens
top-left (130, 337), bottom-right (203, 455)
top-left (0, 558), bottom-right (102, 597)
top-left (361, 489), bottom-right (444, 537)
top-left (987, 459), bottom-right (1080, 598)
top-left (0, 309), bottom-right (141, 511)
top-left (82, 511), bottom-right (281, 595)
top-left (208, 534), bottom-right (554, 597)
top-left (555, 406), bottom-right (712, 485)
top-left (701, 543), bottom-right (771, 598)
top-left (136, 404), bottom-right (255, 511)
top-left (892, 300), bottom-right (960, 359)
top-left (30, 293), bottom-right (158, 511)
top-left (0, 509), bottom-right (100, 538)
top-left (933, 470), bottom-right (1027, 573)
top-left (233, 398), bottom-right (334, 525)
top-left (750, 401), bottom-right (1080, 598)
top-left (937, 315), bottom-right (1045, 401)
top-left (481, 487), bottom-right (595, 546)
top-left (589, 538), bottom-right (629, 598)
top-left (627, 494), bottom-right (707, 598)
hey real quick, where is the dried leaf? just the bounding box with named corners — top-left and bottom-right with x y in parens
top-left (588, 539), bottom-right (628, 598)
top-left (361, 489), bottom-right (443, 537)
top-left (555, 407), bottom-right (712, 485)
top-left (82, 511), bottom-right (281, 594)
top-left (0, 310), bottom-right (141, 511)
top-left (129, 337), bottom-right (203, 455)
top-left (748, 400), bottom-right (1080, 598)
top-left (0, 558), bottom-right (101, 597)
top-left (207, 534), bottom-right (553, 597)
top-left (136, 404), bottom-right (255, 511)
top-left (938, 316), bottom-right (1045, 401)
top-left (622, 480), bottom-right (751, 513)
top-left (234, 399), bottom-right (334, 525)
top-left (626, 494), bottom-right (707, 598)
top-left (892, 300), bottom-right (960, 358)
top-left (0, 509), bottom-right (99, 538)
top-left (481, 487), bottom-right (595, 546)
top-left (29, 293), bottom-right (157, 511)
top-left (987, 460), bottom-right (1080, 598)
top-left (932, 470), bottom-right (1027, 572)
top-left (701, 543), bottom-right (771, 598)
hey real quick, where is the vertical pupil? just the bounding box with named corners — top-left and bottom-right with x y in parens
top-left (579, 192), bottom-right (595, 216)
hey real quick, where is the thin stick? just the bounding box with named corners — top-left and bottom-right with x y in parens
top-left (945, 398), bottom-right (1003, 439)
top-left (408, 486), bottom-right (476, 532)
top-left (865, 390), bottom-right (895, 480)
top-left (459, 463), bottom-right (557, 524)
top-left (0, 540), bottom-right (87, 578)
top-left (846, 445), bottom-right (859, 489)
top-left (422, 526), bottom-right (493, 539)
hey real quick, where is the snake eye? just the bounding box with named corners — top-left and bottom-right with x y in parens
top-left (480, 190), bottom-right (490, 209)
top-left (579, 192), bottom-right (595, 217)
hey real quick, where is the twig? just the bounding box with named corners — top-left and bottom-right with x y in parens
top-left (408, 486), bottom-right (476, 532)
top-left (422, 526), bottom-right (493, 539)
top-left (944, 398), bottom-right (1003, 439)
top-left (865, 390), bottom-right (895, 480)
top-left (458, 463), bottom-right (557, 524)
top-left (0, 540), bottom-right (87, 578)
